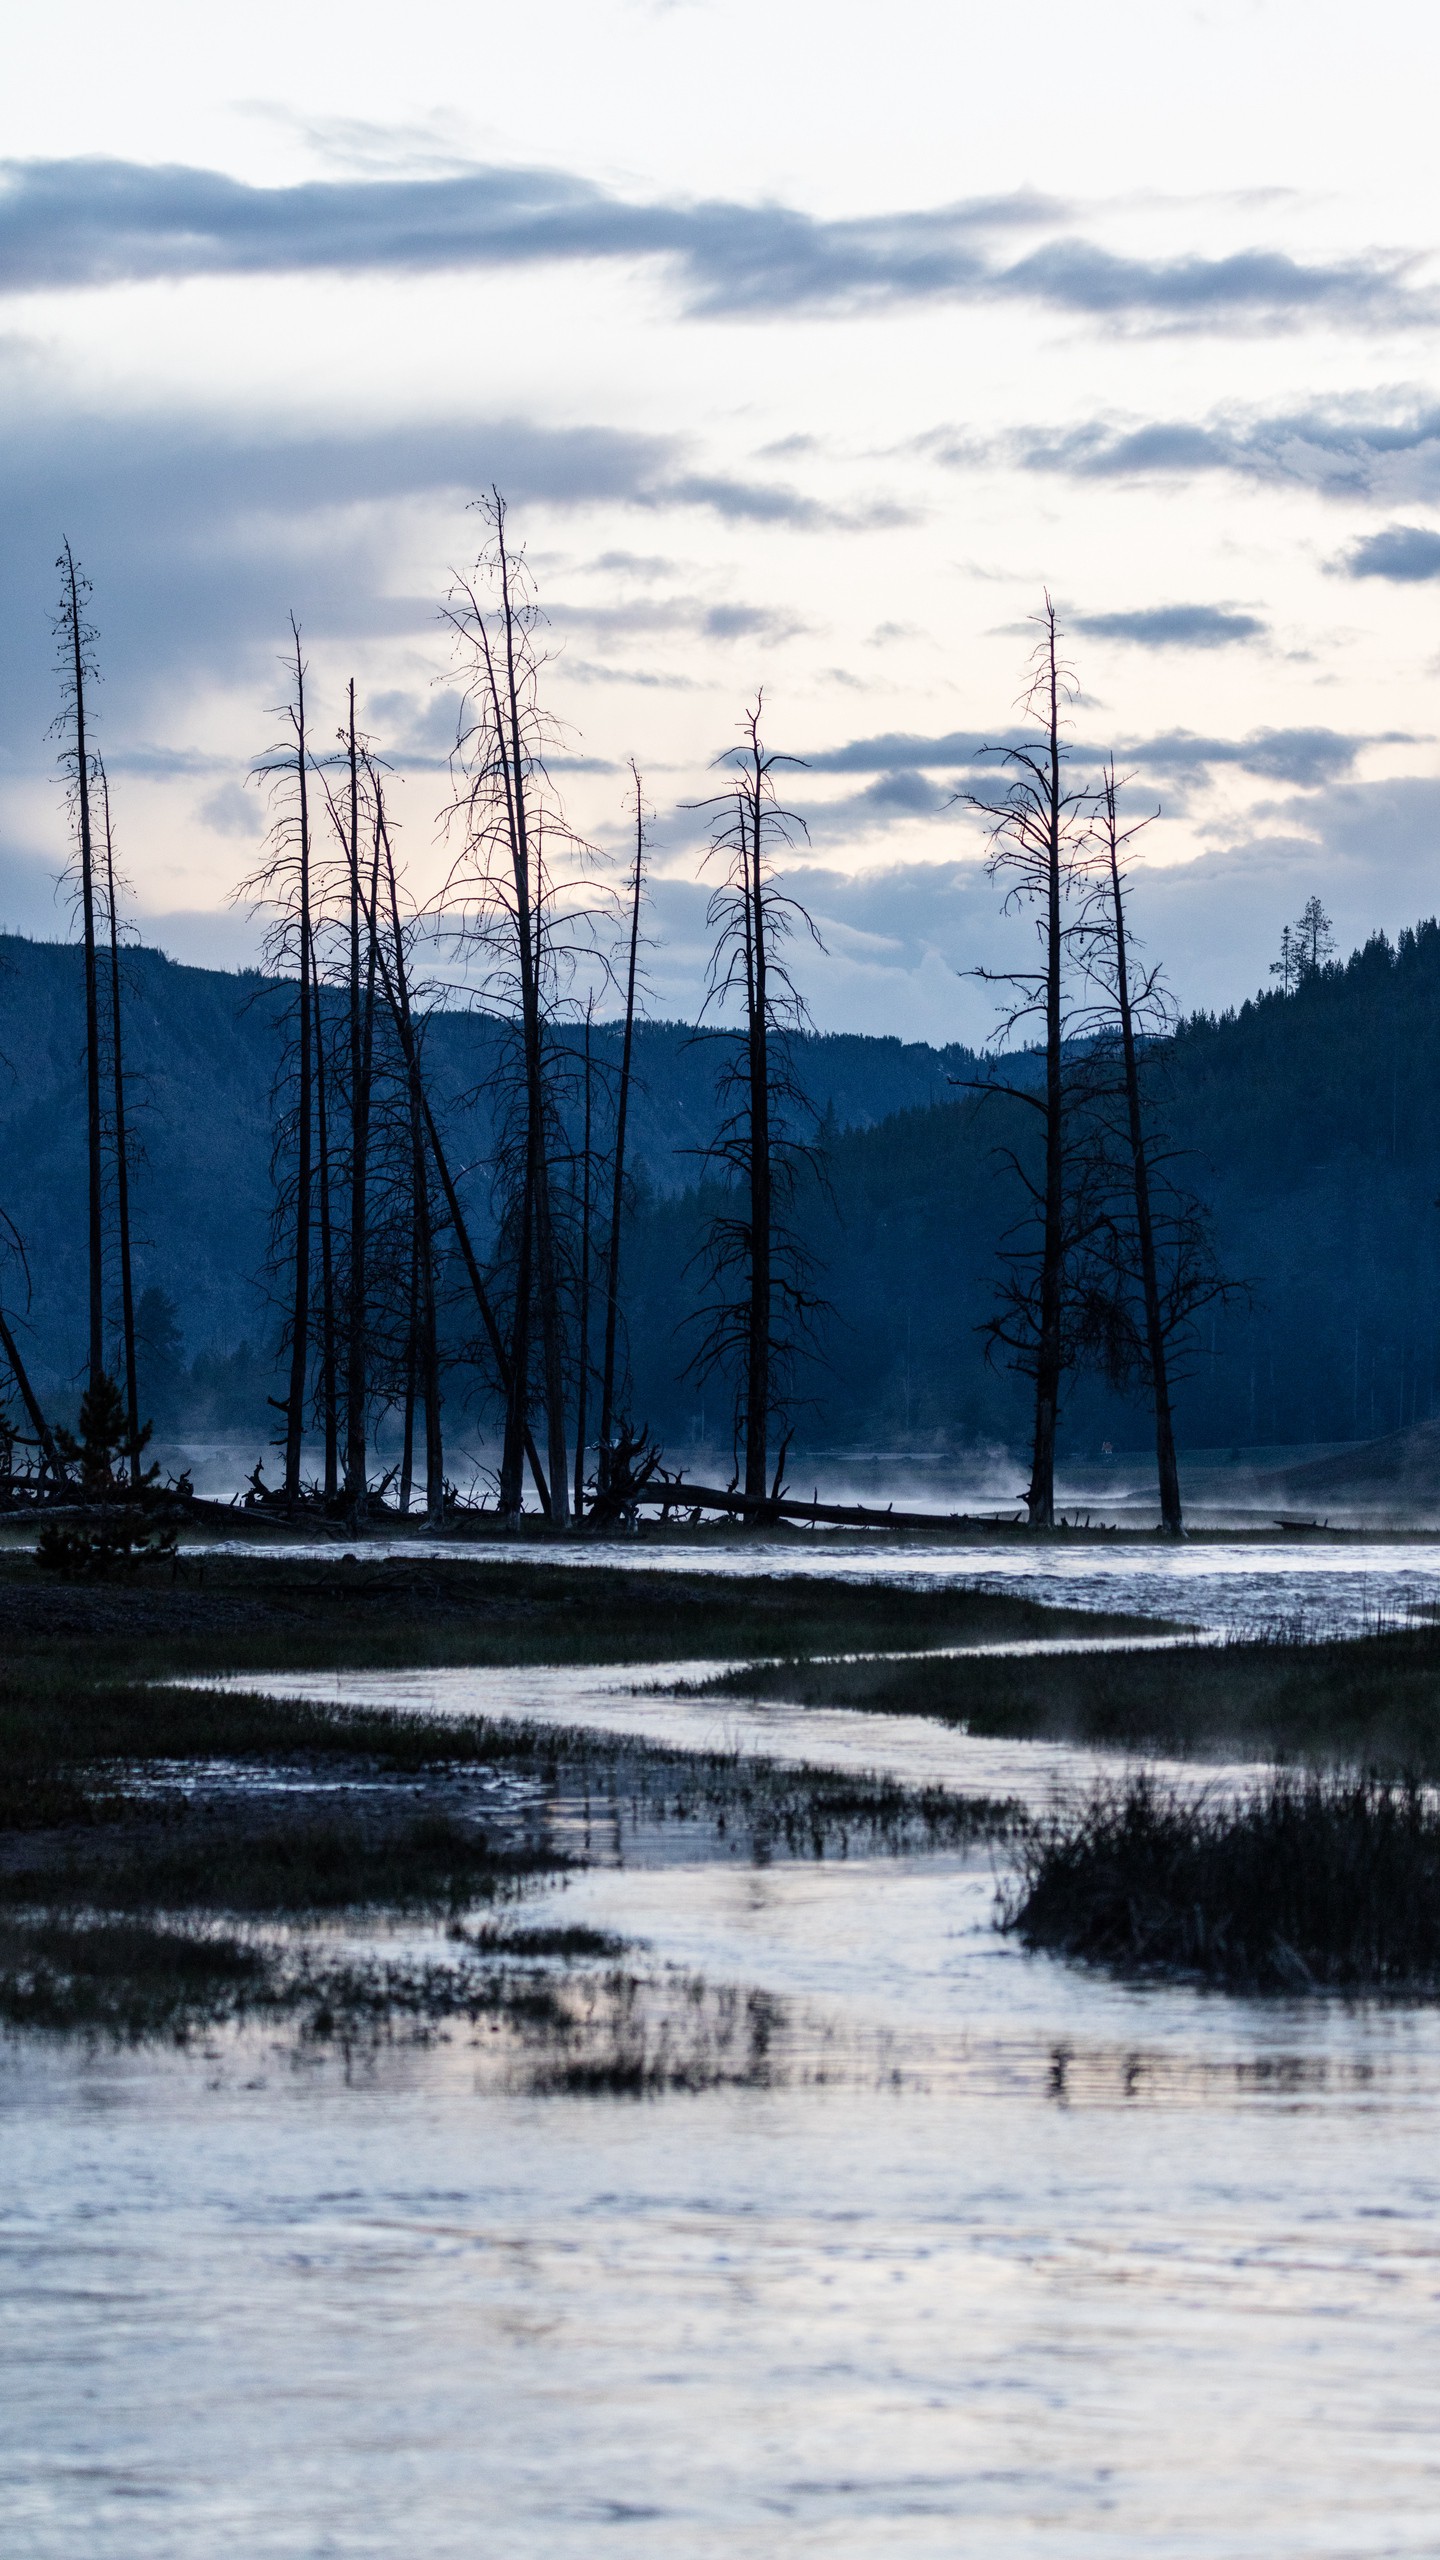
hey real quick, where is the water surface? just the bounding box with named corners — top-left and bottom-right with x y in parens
top-left (8, 1644), bottom-right (1440, 2553)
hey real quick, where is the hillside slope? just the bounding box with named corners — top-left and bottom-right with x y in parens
top-left (1, 922), bottom-right (1436, 1454)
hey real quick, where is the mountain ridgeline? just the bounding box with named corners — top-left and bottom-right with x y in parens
top-left (0, 922), bottom-right (1435, 1460)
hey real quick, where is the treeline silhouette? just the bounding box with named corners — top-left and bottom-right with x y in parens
top-left (8, 524), bottom-right (1420, 1536)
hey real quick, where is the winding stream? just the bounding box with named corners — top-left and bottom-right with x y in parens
top-left (6, 1549), bottom-right (1440, 2554)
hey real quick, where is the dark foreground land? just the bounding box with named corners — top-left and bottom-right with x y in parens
top-left (1006, 1770), bottom-right (1440, 1995)
top-left (10, 1549), bottom-right (1440, 2026)
top-left (0, 1547), bottom-right (1155, 1684)
top-left (0, 1551), bottom-right (1050, 2057)
top-left (702, 1622), bottom-right (1440, 1774)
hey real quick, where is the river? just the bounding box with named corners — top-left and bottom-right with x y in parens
top-left (5, 1550), bottom-right (1440, 2553)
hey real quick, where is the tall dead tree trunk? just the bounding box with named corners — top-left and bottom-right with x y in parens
top-left (572, 1006), bottom-right (595, 1520)
top-left (312, 933), bottom-right (339, 1500)
top-left (965, 597), bottom-right (1091, 1533)
top-left (502, 605), bottom-right (569, 1522)
top-left (242, 619), bottom-right (321, 1503)
top-left (57, 543), bottom-right (105, 1393)
top-left (1099, 767), bottom-right (1181, 1534)
top-left (365, 850), bottom-right (547, 1512)
top-left (0, 1300), bottom-right (64, 1485)
top-left (342, 681), bottom-right (376, 1506)
top-left (689, 701), bottom-right (827, 1505)
top-left (443, 494), bottom-right (584, 1526)
top-left (1033, 606), bottom-right (1066, 1531)
top-left (376, 813), bottom-right (441, 1519)
top-left (742, 750), bottom-right (773, 1505)
top-left (284, 625), bottom-right (314, 1501)
top-left (598, 771), bottom-right (646, 1501)
top-left (98, 765), bottom-right (140, 1475)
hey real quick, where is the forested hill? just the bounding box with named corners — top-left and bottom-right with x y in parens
top-left (2, 920), bottom-right (1437, 1452)
top-left (622, 921), bottom-right (1440, 1458)
top-left (0, 934), bottom-right (976, 1406)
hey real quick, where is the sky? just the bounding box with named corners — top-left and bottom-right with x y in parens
top-left (4, 0), bottom-right (1440, 1041)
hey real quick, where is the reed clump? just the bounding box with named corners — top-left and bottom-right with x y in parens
top-left (1006, 1770), bottom-right (1440, 1992)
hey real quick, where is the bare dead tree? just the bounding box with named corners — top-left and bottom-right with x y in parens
top-left (97, 762), bottom-right (140, 1477)
top-left (571, 1002), bottom-right (596, 1520)
top-left (1077, 764), bottom-right (1240, 1533)
top-left (597, 764), bottom-right (648, 1506)
top-left (442, 492), bottom-right (606, 1525)
top-left (337, 685), bottom-right (384, 1504)
top-left (310, 921), bottom-right (339, 1499)
top-left (0, 1215), bottom-right (65, 1484)
top-left (239, 619), bottom-right (315, 1502)
top-left (363, 808), bottom-right (548, 1515)
top-left (686, 699), bottom-right (829, 1505)
top-left (964, 597), bottom-right (1096, 1529)
top-left (53, 542), bottom-right (105, 1392)
top-left (371, 770), bottom-right (445, 1522)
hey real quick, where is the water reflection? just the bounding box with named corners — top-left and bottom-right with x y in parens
top-left (7, 1822), bottom-right (1440, 2555)
top-left (10, 1630), bottom-right (1440, 2550)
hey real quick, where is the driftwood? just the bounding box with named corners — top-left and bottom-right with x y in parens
top-left (630, 1476), bottom-right (1023, 1533)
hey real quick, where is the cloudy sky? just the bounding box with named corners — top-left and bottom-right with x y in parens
top-left (4, 0), bottom-right (1440, 1039)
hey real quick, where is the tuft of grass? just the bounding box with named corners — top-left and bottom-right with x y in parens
top-left (0, 1918), bottom-right (271, 2035)
top-left (1004, 1769), bottom-right (1440, 1993)
top-left (0, 1802), bottom-right (563, 1918)
top-left (522, 1979), bottom-right (788, 2098)
top-left (449, 1921), bottom-right (630, 1960)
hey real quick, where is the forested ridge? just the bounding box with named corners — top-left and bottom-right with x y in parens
top-left (2, 918), bottom-right (1436, 1457)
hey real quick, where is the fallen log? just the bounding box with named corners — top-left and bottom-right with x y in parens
top-left (631, 1477), bottom-right (1024, 1534)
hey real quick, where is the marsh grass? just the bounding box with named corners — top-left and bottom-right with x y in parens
top-left (0, 1905), bottom-right (800, 2090)
top-left (0, 1552), bottom-right (1154, 1694)
top-left (0, 1798), bottom-right (562, 1918)
top-left (698, 1622), bottom-right (1440, 1773)
top-left (1005, 1770), bottom-right (1440, 1992)
top-left (0, 1631), bottom-right (1021, 2048)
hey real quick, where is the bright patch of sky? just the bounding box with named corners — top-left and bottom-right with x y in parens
top-left (3, 0), bottom-right (1440, 1038)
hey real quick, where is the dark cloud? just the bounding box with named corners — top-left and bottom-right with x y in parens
top-left (642, 778), bottom-right (1440, 1039)
top-left (994, 238), bottom-right (1416, 328)
top-left (1339, 522), bottom-right (1440, 580)
top-left (802, 722), bottom-right (1399, 791)
top-left (0, 156), bottom-right (1424, 331)
top-left (1128, 727), bottom-right (1396, 786)
top-left (0, 404), bottom-right (852, 771)
top-left (1008, 401), bottom-right (1440, 504)
top-left (1071, 604), bottom-right (1267, 648)
top-left (198, 780), bottom-right (264, 839)
top-left (551, 595), bottom-right (807, 645)
top-left (805, 728), bottom-right (994, 775)
top-left (796, 769), bottom-right (952, 837)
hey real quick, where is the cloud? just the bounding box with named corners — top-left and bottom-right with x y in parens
top-left (797, 769), bottom-right (952, 837)
top-left (549, 594), bottom-right (808, 645)
top-left (1005, 398), bottom-right (1440, 505)
top-left (198, 780), bottom-right (263, 838)
top-left (1130, 727), bottom-right (1401, 787)
top-left (1071, 604), bottom-right (1267, 648)
top-left (0, 403), bottom-right (860, 771)
top-left (805, 728), bottom-right (994, 776)
top-left (642, 780), bottom-right (1440, 1039)
top-left (801, 722), bottom-right (1391, 790)
top-left (0, 156), bottom-right (1425, 332)
top-left (1338, 522), bottom-right (1440, 580)
top-left (990, 238), bottom-right (1418, 330)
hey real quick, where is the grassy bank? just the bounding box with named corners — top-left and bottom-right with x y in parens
top-left (0, 1549), bottom-right (1157, 1688)
top-left (698, 1624), bottom-right (1440, 1773)
top-left (1006, 1771), bottom-right (1440, 1992)
top-left (0, 1550), bottom-right (1032, 2044)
